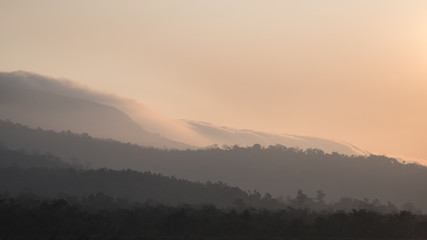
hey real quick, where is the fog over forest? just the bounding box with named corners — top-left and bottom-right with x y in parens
top-left (1, 71), bottom-right (427, 238)
top-left (1, 72), bottom-right (426, 213)
top-left (2, 1), bottom-right (427, 238)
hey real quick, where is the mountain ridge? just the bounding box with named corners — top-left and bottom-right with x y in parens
top-left (1, 71), bottom-right (367, 155)
top-left (1, 119), bottom-right (426, 211)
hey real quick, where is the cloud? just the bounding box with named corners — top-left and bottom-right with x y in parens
top-left (1, 71), bottom-right (369, 156)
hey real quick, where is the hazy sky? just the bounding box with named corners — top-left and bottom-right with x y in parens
top-left (1, 0), bottom-right (427, 162)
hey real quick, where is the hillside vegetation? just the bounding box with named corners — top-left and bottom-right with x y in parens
top-left (1, 119), bottom-right (426, 211)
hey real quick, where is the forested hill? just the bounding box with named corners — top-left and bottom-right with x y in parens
top-left (0, 147), bottom-right (281, 208)
top-left (0, 145), bottom-right (77, 169)
top-left (1, 119), bottom-right (427, 211)
top-left (0, 147), bottom-right (414, 213)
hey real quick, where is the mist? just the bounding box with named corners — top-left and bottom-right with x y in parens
top-left (0, 71), bottom-right (368, 155)
top-left (1, 1), bottom-right (427, 237)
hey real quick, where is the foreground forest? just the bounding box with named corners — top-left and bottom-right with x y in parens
top-left (1, 119), bottom-right (426, 211)
top-left (2, 195), bottom-right (427, 240)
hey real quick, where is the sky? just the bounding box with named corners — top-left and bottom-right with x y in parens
top-left (1, 0), bottom-right (427, 163)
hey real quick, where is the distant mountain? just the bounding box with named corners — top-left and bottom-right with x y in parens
top-left (0, 71), bottom-right (367, 155)
top-left (0, 71), bottom-right (189, 149)
top-left (1, 120), bottom-right (425, 212)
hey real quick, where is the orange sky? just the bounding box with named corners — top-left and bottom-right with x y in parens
top-left (1, 0), bottom-right (427, 163)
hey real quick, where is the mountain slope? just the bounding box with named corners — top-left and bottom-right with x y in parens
top-left (0, 71), bottom-right (189, 149)
top-left (0, 71), bottom-right (366, 155)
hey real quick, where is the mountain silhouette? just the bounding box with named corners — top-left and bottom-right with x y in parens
top-left (0, 71), bottom-right (367, 155)
top-left (1, 120), bottom-right (425, 212)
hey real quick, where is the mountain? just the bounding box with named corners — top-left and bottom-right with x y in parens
top-left (1, 120), bottom-right (425, 212)
top-left (0, 71), bottom-right (367, 155)
top-left (0, 71), bottom-right (189, 149)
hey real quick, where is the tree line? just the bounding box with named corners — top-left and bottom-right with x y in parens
top-left (1, 194), bottom-right (427, 240)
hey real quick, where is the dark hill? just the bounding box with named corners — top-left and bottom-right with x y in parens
top-left (0, 146), bottom-right (280, 208)
top-left (1, 120), bottom-right (426, 211)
